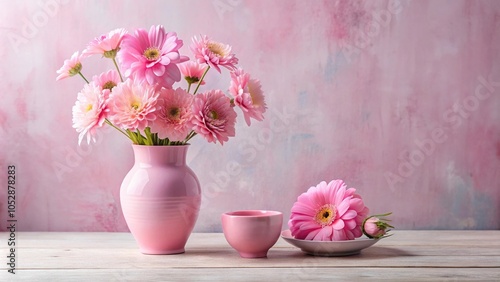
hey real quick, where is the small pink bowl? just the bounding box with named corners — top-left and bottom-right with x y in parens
top-left (221, 210), bottom-right (283, 258)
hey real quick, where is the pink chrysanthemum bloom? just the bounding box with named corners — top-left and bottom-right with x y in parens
top-left (190, 35), bottom-right (238, 73)
top-left (83, 28), bottom-right (127, 59)
top-left (118, 25), bottom-right (188, 88)
top-left (107, 79), bottom-right (159, 131)
top-left (72, 82), bottom-right (108, 145)
top-left (289, 180), bottom-right (369, 241)
top-left (150, 87), bottom-right (194, 141)
top-left (56, 51), bottom-right (83, 81)
top-left (192, 89), bottom-right (237, 145)
top-left (92, 70), bottom-right (121, 94)
top-left (178, 61), bottom-right (207, 85)
top-left (228, 69), bottom-right (266, 126)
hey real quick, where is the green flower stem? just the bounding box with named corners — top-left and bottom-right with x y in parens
top-left (187, 82), bottom-right (192, 93)
top-left (135, 129), bottom-right (147, 145)
top-left (112, 57), bottom-right (124, 82)
top-left (370, 212), bottom-right (393, 218)
top-left (184, 131), bottom-right (197, 143)
top-left (105, 119), bottom-right (130, 139)
top-left (193, 66), bottom-right (210, 95)
top-left (144, 127), bottom-right (154, 146)
top-left (78, 72), bottom-right (89, 84)
top-left (126, 129), bottom-right (138, 144)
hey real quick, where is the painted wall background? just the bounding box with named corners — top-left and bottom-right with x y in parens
top-left (0, 0), bottom-right (499, 232)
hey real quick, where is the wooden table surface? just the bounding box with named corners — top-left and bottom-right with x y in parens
top-left (1, 231), bottom-right (499, 281)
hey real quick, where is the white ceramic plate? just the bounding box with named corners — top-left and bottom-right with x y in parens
top-left (281, 230), bottom-right (379, 256)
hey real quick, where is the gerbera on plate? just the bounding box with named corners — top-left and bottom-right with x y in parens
top-left (82, 28), bottom-right (127, 59)
top-left (56, 51), bottom-right (84, 81)
top-left (191, 89), bottom-right (237, 145)
top-left (289, 179), bottom-right (369, 241)
top-left (190, 35), bottom-right (238, 73)
top-left (150, 88), bottom-right (194, 142)
top-left (72, 82), bottom-right (108, 145)
top-left (107, 79), bottom-right (159, 132)
top-left (118, 25), bottom-right (188, 88)
top-left (229, 69), bottom-right (267, 126)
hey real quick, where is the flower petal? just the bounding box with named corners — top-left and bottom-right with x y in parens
top-left (314, 226), bottom-right (333, 241)
top-left (344, 219), bottom-right (357, 230)
top-left (333, 229), bottom-right (347, 241)
top-left (331, 219), bottom-right (345, 230)
top-left (342, 210), bottom-right (357, 220)
top-left (304, 228), bottom-right (322, 240)
top-left (291, 202), bottom-right (317, 216)
top-left (336, 196), bottom-right (352, 217)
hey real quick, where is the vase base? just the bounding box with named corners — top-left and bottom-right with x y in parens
top-left (140, 248), bottom-right (185, 255)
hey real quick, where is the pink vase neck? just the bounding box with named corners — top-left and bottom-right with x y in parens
top-left (132, 145), bottom-right (189, 166)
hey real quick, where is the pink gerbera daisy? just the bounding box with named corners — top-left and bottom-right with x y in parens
top-left (92, 70), bottom-right (121, 95)
top-left (118, 25), bottom-right (188, 88)
top-left (191, 89), bottom-right (237, 145)
top-left (83, 28), bottom-right (127, 58)
top-left (56, 51), bottom-right (83, 81)
top-left (288, 180), bottom-right (369, 241)
top-left (107, 79), bottom-right (159, 131)
top-left (190, 35), bottom-right (238, 73)
top-left (178, 61), bottom-right (207, 85)
top-left (150, 88), bottom-right (194, 141)
top-left (228, 69), bottom-right (266, 126)
top-left (72, 82), bottom-right (108, 144)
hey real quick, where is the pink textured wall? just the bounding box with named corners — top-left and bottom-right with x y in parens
top-left (0, 0), bottom-right (499, 231)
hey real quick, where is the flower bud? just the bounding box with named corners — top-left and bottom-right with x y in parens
top-left (362, 212), bottom-right (394, 239)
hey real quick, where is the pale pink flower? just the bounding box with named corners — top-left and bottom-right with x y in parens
top-left (178, 61), bottom-right (207, 85)
top-left (190, 35), bottom-right (238, 73)
top-left (83, 28), bottom-right (127, 58)
top-left (288, 180), bottom-right (369, 241)
top-left (72, 82), bottom-right (108, 145)
top-left (92, 70), bottom-right (121, 94)
top-left (150, 88), bottom-right (194, 141)
top-left (229, 69), bottom-right (266, 125)
top-left (108, 79), bottom-right (159, 131)
top-left (362, 213), bottom-right (394, 239)
top-left (56, 51), bottom-right (83, 81)
top-left (118, 25), bottom-right (188, 88)
top-left (192, 90), bottom-right (237, 145)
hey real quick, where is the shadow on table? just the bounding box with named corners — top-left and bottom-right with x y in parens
top-left (270, 246), bottom-right (413, 259)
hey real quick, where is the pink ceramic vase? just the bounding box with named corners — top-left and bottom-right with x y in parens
top-left (120, 145), bottom-right (201, 254)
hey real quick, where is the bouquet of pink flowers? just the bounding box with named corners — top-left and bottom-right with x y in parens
top-left (56, 25), bottom-right (266, 146)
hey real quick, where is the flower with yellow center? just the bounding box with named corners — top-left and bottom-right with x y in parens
top-left (289, 179), bottom-right (370, 241)
top-left (207, 42), bottom-right (228, 57)
top-left (315, 204), bottom-right (336, 227)
top-left (190, 35), bottom-right (238, 73)
top-left (143, 47), bottom-right (161, 61)
top-left (102, 81), bottom-right (117, 91)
